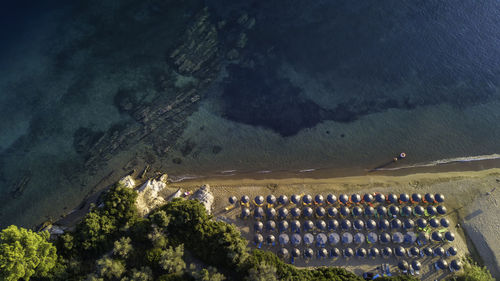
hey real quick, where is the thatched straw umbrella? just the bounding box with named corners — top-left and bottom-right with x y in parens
top-left (278, 195), bottom-right (288, 205)
top-left (435, 193), bottom-right (445, 203)
top-left (366, 219), bottom-right (377, 230)
top-left (375, 193), bottom-right (385, 203)
top-left (328, 207), bottom-right (338, 217)
top-left (315, 194), bottom-right (324, 205)
top-left (379, 219), bottom-right (390, 231)
top-left (363, 193), bottom-right (374, 203)
top-left (424, 193), bottom-right (435, 204)
top-left (327, 219), bottom-right (339, 231)
top-left (291, 194), bottom-right (301, 205)
top-left (278, 220), bottom-right (289, 232)
top-left (327, 194), bottom-right (337, 205)
top-left (278, 208), bottom-right (288, 220)
top-left (353, 219), bottom-right (365, 231)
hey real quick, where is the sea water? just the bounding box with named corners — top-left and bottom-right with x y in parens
top-left (1, 0), bottom-right (500, 227)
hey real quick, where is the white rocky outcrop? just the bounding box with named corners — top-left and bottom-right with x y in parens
top-left (191, 184), bottom-right (214, 214)
top-left (119, 175), bottom-right (136, 188)
top-left (41, 224), bottom-right (66, 237)
top-left (135, 174), bottom-right (168, 216)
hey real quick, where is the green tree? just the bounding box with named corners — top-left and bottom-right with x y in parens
top-left (0, 225), bottom-right (57, 281)
top-left (95, 257), bottom-right (125, 280)
top-left (159, 244), bottom-right (186, 275)
top-left (113, 237), bottom-right (132, 259)
top-left (76, 211), bottom-right (116, 252)
top-left (450, 261), bottom-right (495, 281)
top-left (150, 210), bottom-right (171, 228)
top-left (101, 184), bottom-right (138, 225)
top-left (122, 266), bottom-right (153, 281)
top-left (189, 264), bottom-right (226, 281)
top-left (245, 261), bottom-right (277, 281)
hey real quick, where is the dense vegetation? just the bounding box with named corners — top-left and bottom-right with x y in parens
top-left (0, 184), bottom-right (495, 280)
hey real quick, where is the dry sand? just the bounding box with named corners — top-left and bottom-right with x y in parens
top-left (171, 168), bottom-right (500, 280)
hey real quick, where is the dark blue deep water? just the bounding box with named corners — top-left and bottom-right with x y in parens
top-left (1, 0), bottom-right (500, 227)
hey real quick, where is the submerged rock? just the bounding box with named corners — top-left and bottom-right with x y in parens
top-left (191, 184), bottom-right (214, 214)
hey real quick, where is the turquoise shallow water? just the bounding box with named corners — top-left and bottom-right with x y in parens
top-left (1, 0), bottom-right (500, 227)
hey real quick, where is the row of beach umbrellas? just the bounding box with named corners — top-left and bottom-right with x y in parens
top-left (241, 204), bottom-right (448, 220)
top-left (231, 193), bottom-right (445, 206)
top-left (251, 218), bottom-right (450, 232)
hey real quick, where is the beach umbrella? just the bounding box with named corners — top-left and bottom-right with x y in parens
top-left (408, 247), bottom-right (420, 257)
top-left (341, 219), bottom-right (352, 231)
top-left (267, 195), bottom-right (276, 205)
top-left (303, 207), bottom-right (313, 218)
top-left (266, 235), bottom-right (275, 245)
top-left (278, 234), bottom-right (289, 245)
top-left (303, 220), bottom-right (314, 232)
top-left (327, 194), bottom-right (337, 205)
top-left (379, 219), bottom-right (390, 230)
top-left (388, 194), bottom-right (399, 204)
top-left (435, 193), bottom-right (445, 203)
top-left (255, 195), bottom-right (264, 206)
top-left (241, 195), bottom-right (250, 205)
top-left (328, 219), bottom-right (339, 231)
top-left (278, 195), bottom-right (288, 205)
top-left (354, 233), bottom-right (365, 244)
top-left (353, 219), bottom-right (365, 231)
top-left (339, 194), bottom-right (349, 204)
top-left (404, 232), bottom-right (417, 245)
top-left (403, 218), bottom-right (415, 230)
top-left (328, 232), bottom-right (340, 245)
top-left (291, 220), bottom-right (301, 233)
top-left (316, 220), bottom-right (327, 231)
top-left (369, 247), bottom-right (380, 258)
top-left (445, 231), bottom-right (455, 242)
top-left (278, 220), bottom-right (289, 232)
top-left (379, 232), bottom-right (391, 244)
top-left (450, 260), bottom-right (462, 271)
top-left (351, 193), bottom-right (362, 204)
top-left (447, 246), bottom-right (458, 256)
top-left (316, 233), bottom-right (327, 247)
top-left (411, 193), bottom-right (422, 203)
top-left (424, 193), bottom-right (435, 204)
top-left (302, 194), bottom-right (313, 205)
top-left (278, 248), bottom-right (289, 258)
top-left (328, 207), bottom-right (338, 217)
top-left (398, 260), bottom-right (409, 271)
top-left (416, 218), bottom-right (428, 228)
top-left (411, 260), bottom-right (422, 271)
top-left (363, 193), bottom-right (374, 204)
top-left (367, 232), bottom-right (378, 244)
top-left (400, 193), bottom-right (410, 203)
top-left (436, 259), bottom-right (448, 270)
top-left (316, 207), bottom-right (326, 217)
top-left (392, 232), bottom-right (404, 244)
top-left (291, 233), bottom-right (301, 245)
top-left (254, 207), bottom-right (264, 219)
top-left (278, 208), bottom-right (289, 219)
top-left (265, 220), bottom-right (276, 232)
top-left (382, 247), bottom-right (393, 258)
top-left (437, 205), bottom-right (447, 215)
top-left (318, 248), bottom-right (328, 258)
top-left (391, 219), bottom-right (402, 230)
top-left (241, 208), bottom-right (250, 218)
top-left (344, 247), bottom-right (354, 258)
top-left (356, 248), bottom-right (367, 258)
top-left (254, 221), bottom-right (264, 232)
top-left (413, 205), bottom-right (425, 216)
top-left (330, 247), bottom-right (341, 259)
top-left (427, 205), bottom-right (437, 216)
top-left (304, 233), bottom-right (314, 245)
top-left (423, 247), bottom-right (433, 257)
top-left (291, 194), bottom-right (301, 205)
top-left (253, 234), bottom-right (263, 244)
top-left (342, 232), bottom-right (353, 244)
top-left (429, 218), bottom-right (440, 228)
top-left (266, 208), bottom-right (276, 219)
top-left (364, 206), bottom-right (375, 217)
top-left (389, 206), bottom-right (400, 217)
top-left (375, 193), bottom-right (386, 203)
top-left (377, 206), bottom-right (387, 217)
top-left (366, 219), bottom-right (377, 230)
top-left (431, 231), bottom-right (443, 242)
top-left (292, 248), bottom-right (301, 258)
top-left (417, 232), bottom-right (430, 245)
top-left (440, 218), bottom-right (450, 228)
top-left (401, 206), bottom-right (412, 217)
top-left (304, 248), bottom-right (314, 259)
top-left (291, 208), bottom-right (301, 218)
top-left (434, 247), bottom-right (445, 257)
top-left (229, 196), bottom-right (237, 204)
top-left (352, 206), bottom-right (363, 217)
top-left (394, 246), bottom-right (406, 257)
top-left (340, 206), bottom-right (350, 217)
top-left (315, 194), bottom-right (324, 205)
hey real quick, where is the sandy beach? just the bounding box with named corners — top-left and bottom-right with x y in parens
top-left (169, 168), bottom-right (500, 280)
